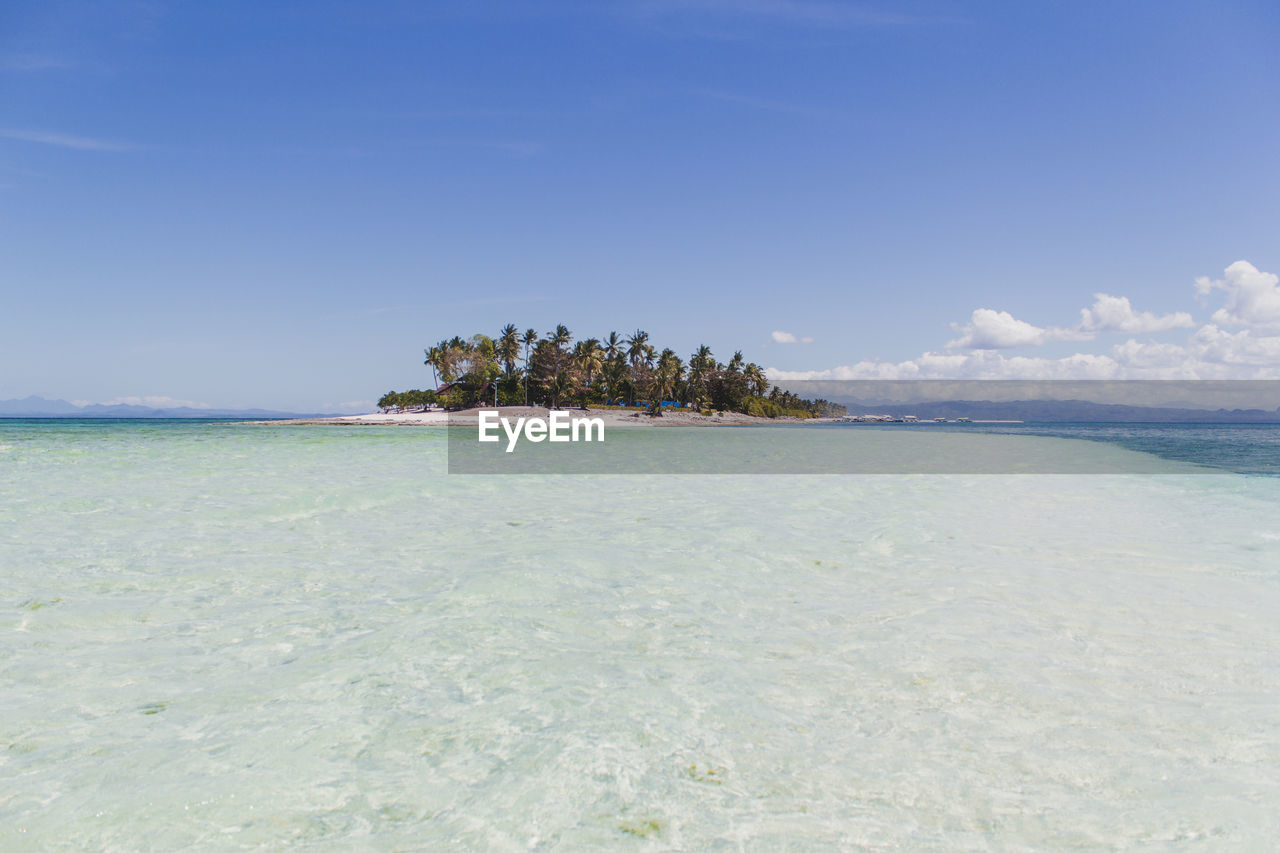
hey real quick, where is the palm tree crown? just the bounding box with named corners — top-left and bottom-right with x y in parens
top-left (626, 329), bottom-right (649, 367)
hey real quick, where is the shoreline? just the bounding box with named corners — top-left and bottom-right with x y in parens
top-left (236, 406), bottom-right (835, 428)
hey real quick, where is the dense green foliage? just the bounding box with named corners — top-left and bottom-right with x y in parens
top-left (376, 389), bottom-right (438, 412)
top-left (393, 325), bottom-right (844, 418)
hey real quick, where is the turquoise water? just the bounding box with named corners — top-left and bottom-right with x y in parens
top-left (3, 421), bottom-right (1280, 848)
top-left (917, 421), bottom-right (1280, 477)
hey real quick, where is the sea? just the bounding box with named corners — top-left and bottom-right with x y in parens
top-left (3, 419), bottom-right (1279, 849)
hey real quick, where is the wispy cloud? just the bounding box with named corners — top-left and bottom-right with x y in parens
top-left (0, 128), bottom-right (133, 152)
top-left (772, 330), bottom-right (815, 344)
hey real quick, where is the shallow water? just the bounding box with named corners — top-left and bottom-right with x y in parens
top-left (3, 422), bottom-right (1279, 849)
top-left (930, 421), bottom-right (1280, 476)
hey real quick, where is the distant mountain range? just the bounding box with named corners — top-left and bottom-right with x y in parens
top-left (831, 397), bottom-right (1280, 423)
top-left (0, 396), bottom-right (335, 419)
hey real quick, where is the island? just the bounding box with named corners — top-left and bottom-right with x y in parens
top-left (358, 325), bottom-right (844, 423)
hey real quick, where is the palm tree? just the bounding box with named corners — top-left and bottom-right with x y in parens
top-left (687, 344), bottom-right (715, 409)
top-left (573, 338), bottom-right (603, 395)
top-left (655, 348), bottom-right (683, 403)
top-left (497, 324), bottom-right (519, 378)
top-left (426, 338), bottom-right (461, 385)
top-left (440, 336), bottom-right (470, 384)
top-left (744, 363), bottom-right (769, 397)
top-left (690, 345), bottom-right (714, 372)
top-left (466, 334), bottom-right (500, 406)
top-left (521, 328), bottom-right (538, 404)
top-left (626, 329), bottom-right (649, 368)
top-left (602, 351), bottom-right (627, 405)
top-left (424, 345), bottom-right (443, 388)
top-left (603, 331), bottom-right (622, 361)
top-left (726, 351), bottom-right (745, 374)
top-left (548, 369), bottom-right (573, 408)
top-left (538, 325), bottom-right (571, 403)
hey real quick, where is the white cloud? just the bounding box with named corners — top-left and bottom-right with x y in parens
top-left (770, 262), bottom-right (1280, 380)
top-left (1104, 325), bottom-right (1280, 378)
top-left (771, 330), bottom-right (814, 344)
top-left (950, 296), bottom-right (1190, 351)
top-left (1078, 294), bottom-right (1194, 334)
top-left (770, 333), bottom-right (1280, 381)
top-left (1195, 260), bottom-right (1280, 329)
top-left (947, 309), bottom-right (1089, 349)
top-left (1110, 339), bottom-right (1194, 373)
top-left (767, 350), bottom-right (1123, 381)
top-left (948, 309), bottom-right (1048, 348)
top-left (1189, 324), bottom-right (1280, 366)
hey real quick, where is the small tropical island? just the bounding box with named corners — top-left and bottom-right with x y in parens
top-left (377, 325), bottom-right (845, 420)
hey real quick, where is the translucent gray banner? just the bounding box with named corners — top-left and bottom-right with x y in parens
top-left (445, 382), bottom-right (1280, 475)
top-left (773, 379), bottom-right (1280, 420)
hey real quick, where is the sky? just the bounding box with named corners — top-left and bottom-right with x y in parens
top-left (2, 0), bottom-right (1279, 411)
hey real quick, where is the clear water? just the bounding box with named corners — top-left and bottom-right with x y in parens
top-left (921, 421), bottom-right (1280, 477)
top-left (3, 421), bottom-right (1280, 849)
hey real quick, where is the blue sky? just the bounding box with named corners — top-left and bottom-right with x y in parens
top-left (3, 0), bottom-right (1279, 410)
